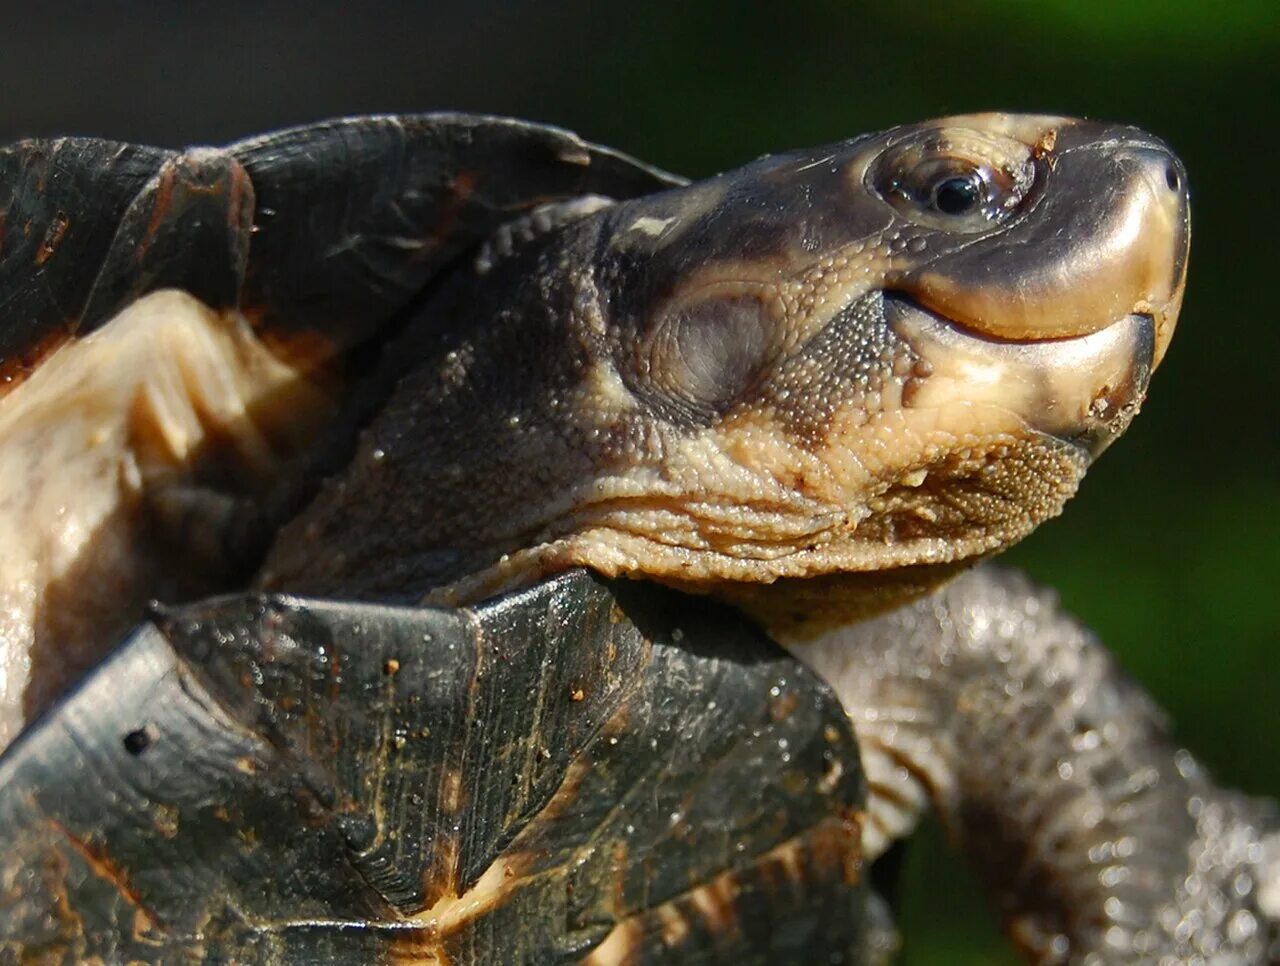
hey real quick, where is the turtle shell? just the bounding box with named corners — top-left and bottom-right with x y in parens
top-left (0, 570), bottom-right (866, 961)
top-left (0, 114), bottom-right (683, 388)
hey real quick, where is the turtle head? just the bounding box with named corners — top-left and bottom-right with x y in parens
top-left (872, 114), bottom-right (1187, 371)
top-left (568, 113), bottom-right (1189, 625)
top-left (605, 113), bottom-right (1186, 449)
top-left (263, 114), bottom-right (1190, 628)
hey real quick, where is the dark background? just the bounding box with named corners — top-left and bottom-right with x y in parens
top-left (4, 1), bottom-right (1275, 960)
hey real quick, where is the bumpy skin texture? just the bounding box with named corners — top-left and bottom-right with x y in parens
top-left (800, 568), bottom-right (1280, 962)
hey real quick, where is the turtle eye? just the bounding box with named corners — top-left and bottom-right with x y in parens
top-left (931, 173), bottom-right (983, 216)
top-left (867, 128), bottom-right (1036, 232)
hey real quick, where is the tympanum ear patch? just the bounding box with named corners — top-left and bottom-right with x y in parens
top-left (644, 288), bottom-right (778, 415)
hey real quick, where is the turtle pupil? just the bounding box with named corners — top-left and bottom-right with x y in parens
top-left (933, 175), bottom-right (981, 215)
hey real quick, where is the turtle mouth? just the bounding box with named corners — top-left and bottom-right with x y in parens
top-left (884, 293), bottom-right (1156, 458)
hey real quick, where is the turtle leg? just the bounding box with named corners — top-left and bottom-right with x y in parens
top-left (0, 148), bottom-right (276, 750)
top-left (0, 290), bottom-right (343, 752)
top-left (783, 565), bottom-right (1280, 962)
top-left (73, 147), bottom-right (277, 567)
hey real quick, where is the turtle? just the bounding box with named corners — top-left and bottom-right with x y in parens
top-left (0, 112), bottom-right (1276, 963)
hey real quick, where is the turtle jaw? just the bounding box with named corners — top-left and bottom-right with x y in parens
top-left (1056, 313), bottom-right (1156, 458)
top-left (886, 295), bottom-right (1158, 461)
top-left (689, 294), bottom-right (1162, 637)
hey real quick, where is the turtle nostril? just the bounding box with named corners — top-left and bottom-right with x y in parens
top-left (1164, 163), bottom-right (1181, 192)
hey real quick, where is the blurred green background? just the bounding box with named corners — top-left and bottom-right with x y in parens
top-left (3, 1), bottom-right (1274, 960)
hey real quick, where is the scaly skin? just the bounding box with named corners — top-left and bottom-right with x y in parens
top-left (798, 568), bottom-right (1280, 963)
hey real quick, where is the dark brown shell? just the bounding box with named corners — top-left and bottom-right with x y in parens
top-left (0, 570), bottom-right (866, 962)
top-left (0, 115), bottom-right (683, 389)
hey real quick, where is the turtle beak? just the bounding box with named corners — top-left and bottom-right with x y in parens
top-left (901, 121), bottom-right (1190, 372)
top-left (883, 119), bottom-right (1189, 459)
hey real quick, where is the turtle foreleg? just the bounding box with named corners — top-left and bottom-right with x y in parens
top-left (0, 292), bottom-right (339, 750)
top-left (780, 565), bottom-right (1280, 963)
